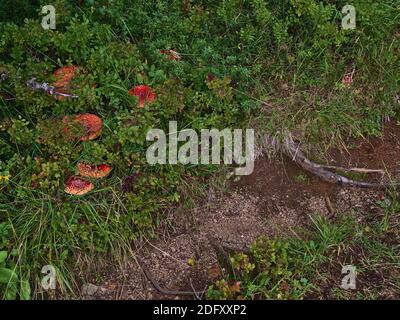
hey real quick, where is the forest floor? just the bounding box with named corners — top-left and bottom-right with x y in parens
top-left (83, 122), bottom-right (400, 300)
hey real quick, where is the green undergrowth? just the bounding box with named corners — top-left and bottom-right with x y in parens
top-left (207, 190), bottom-right (400, 300)
top-left (0, 0), bottom-right (399, 299)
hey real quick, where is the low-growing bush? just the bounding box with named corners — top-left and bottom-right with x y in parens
top-left (0, 0), bottom-right (399, 298)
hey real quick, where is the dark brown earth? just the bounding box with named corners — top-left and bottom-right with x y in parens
top-left (325, 122), bottom-right (400, 181)
top-left (87, 123), bottom-right (399, 300)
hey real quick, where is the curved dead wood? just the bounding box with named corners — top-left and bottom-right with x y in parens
top-left (321, 165), bottom-right (384, 175)
top-left (26, 77), bottom-right (79, 98)
top-left (136, 255), bottom-right (204, 298)
top-left (282, 135), bottom-right (396, 190)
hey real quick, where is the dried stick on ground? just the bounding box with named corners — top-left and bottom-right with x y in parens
top-left (135, 256), bottom-right (203, 298)
top-left (321, 165), bottom-right (384, 175)
top-left (26, 77), bottom-right (79, 98)
top-left (282, 135), bottom-right (396, 190)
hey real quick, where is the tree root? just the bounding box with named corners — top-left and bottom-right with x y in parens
top-left (282, 135), bottom-right (396, 190)
top-left (321, 165), bottom-right (384, 175)
top-left (136, 256), bottom-right (204, 298)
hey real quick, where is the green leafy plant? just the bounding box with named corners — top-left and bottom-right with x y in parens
top-left (208, 238), bottom-right (310, 300)
top-left (0, 0), bottom-right (399, 299)
top-left (0, 250), bottom-right (30, 300)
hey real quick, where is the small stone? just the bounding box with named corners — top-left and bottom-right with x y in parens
top-left (81, 283), bottom-right (99, 296)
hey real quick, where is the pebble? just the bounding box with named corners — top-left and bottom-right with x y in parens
top-left (81, 283), bottom-right (99, 296)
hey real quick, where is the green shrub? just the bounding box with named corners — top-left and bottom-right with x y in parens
top-left (0, 0), bottom-right (398, 298)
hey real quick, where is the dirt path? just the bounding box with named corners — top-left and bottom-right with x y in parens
top-left (88, 124), bottom-right (399, 300)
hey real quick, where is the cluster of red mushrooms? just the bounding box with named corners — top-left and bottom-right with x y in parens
top-left (52, 51), bottom-right (179, 195)
top-left (62, 112), bottom-right (112, 196)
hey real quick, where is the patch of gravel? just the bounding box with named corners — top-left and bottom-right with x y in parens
top-left (197, 193), bottom-right (268, 246)
top-left (92, 158), bottom-right (385, 300)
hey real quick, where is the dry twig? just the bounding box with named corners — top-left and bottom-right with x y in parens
top-left (135, 255), bottom-right (203, 297)
top-left (282, 135), bottom-right (396, 190)
top-left (26, 77), bottom-right (79, 98)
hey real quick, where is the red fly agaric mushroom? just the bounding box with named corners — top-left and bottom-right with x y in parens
top-left (128, 85), bottom-right (156, 108)
top-left (342, 70), bottom-right (354, 85)
top-left (52, 65), bottom-right (97, 99)
top-left (53, 65), bottom-right (78, 100)
top-left (63, 113), bottom-right (102, 141)
top-left (77, 163), bottom-right (112, 179)
top-left (160, 49), bottom-right (181, 61)
top-left (53, 66), bottom-right (78, 88)
top-left (64, 176), bottom-right (94, 195)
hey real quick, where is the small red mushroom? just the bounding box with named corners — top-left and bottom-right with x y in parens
top-left (53, 66), bottom-right (78, 100)
top-left (342, 72), bottom-right (354, 85)
top-left (63, 113), bottom-right (102, 141)
top-left (53, 66), bottom-right (78, 88)
top-left (64, 176), bottom-right (94, 195)
top-left (160, 49), bottom-right (181, 61)
top-left (77, 162), bottom-right (112, 179)
top-left (128, 85), bottom-right (156, 108)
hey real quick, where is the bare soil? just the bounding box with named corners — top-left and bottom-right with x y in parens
top-left (89, 123), bottom-right (399, 300)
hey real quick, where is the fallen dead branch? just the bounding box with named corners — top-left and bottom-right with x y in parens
top-left (324, 195), bottom-right (335, 216)
top-left (135, 255), bottom-right (204, 298)
top-left (282, 135), bottom-right (396, 190)
top-left (26, 77), bottom-right (79, 98)
top-left (321, 165), bottom-right (384, 175)
top-left (210, 238), bottom-right (251, 255)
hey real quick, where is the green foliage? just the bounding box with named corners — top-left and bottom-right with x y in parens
top-left (0, 0), bottom-right (399, 298)
top-left (208, 191), bottom-right (400, 299)
top-left (207, 238), bottom-right (310, 299)
top-left (0, 250), bottom-right (31, 300)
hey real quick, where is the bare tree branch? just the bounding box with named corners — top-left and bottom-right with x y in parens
top-left (26, 77), bottom-right (78, 98)
top-left (282, 135), bottom-right (396, 190)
